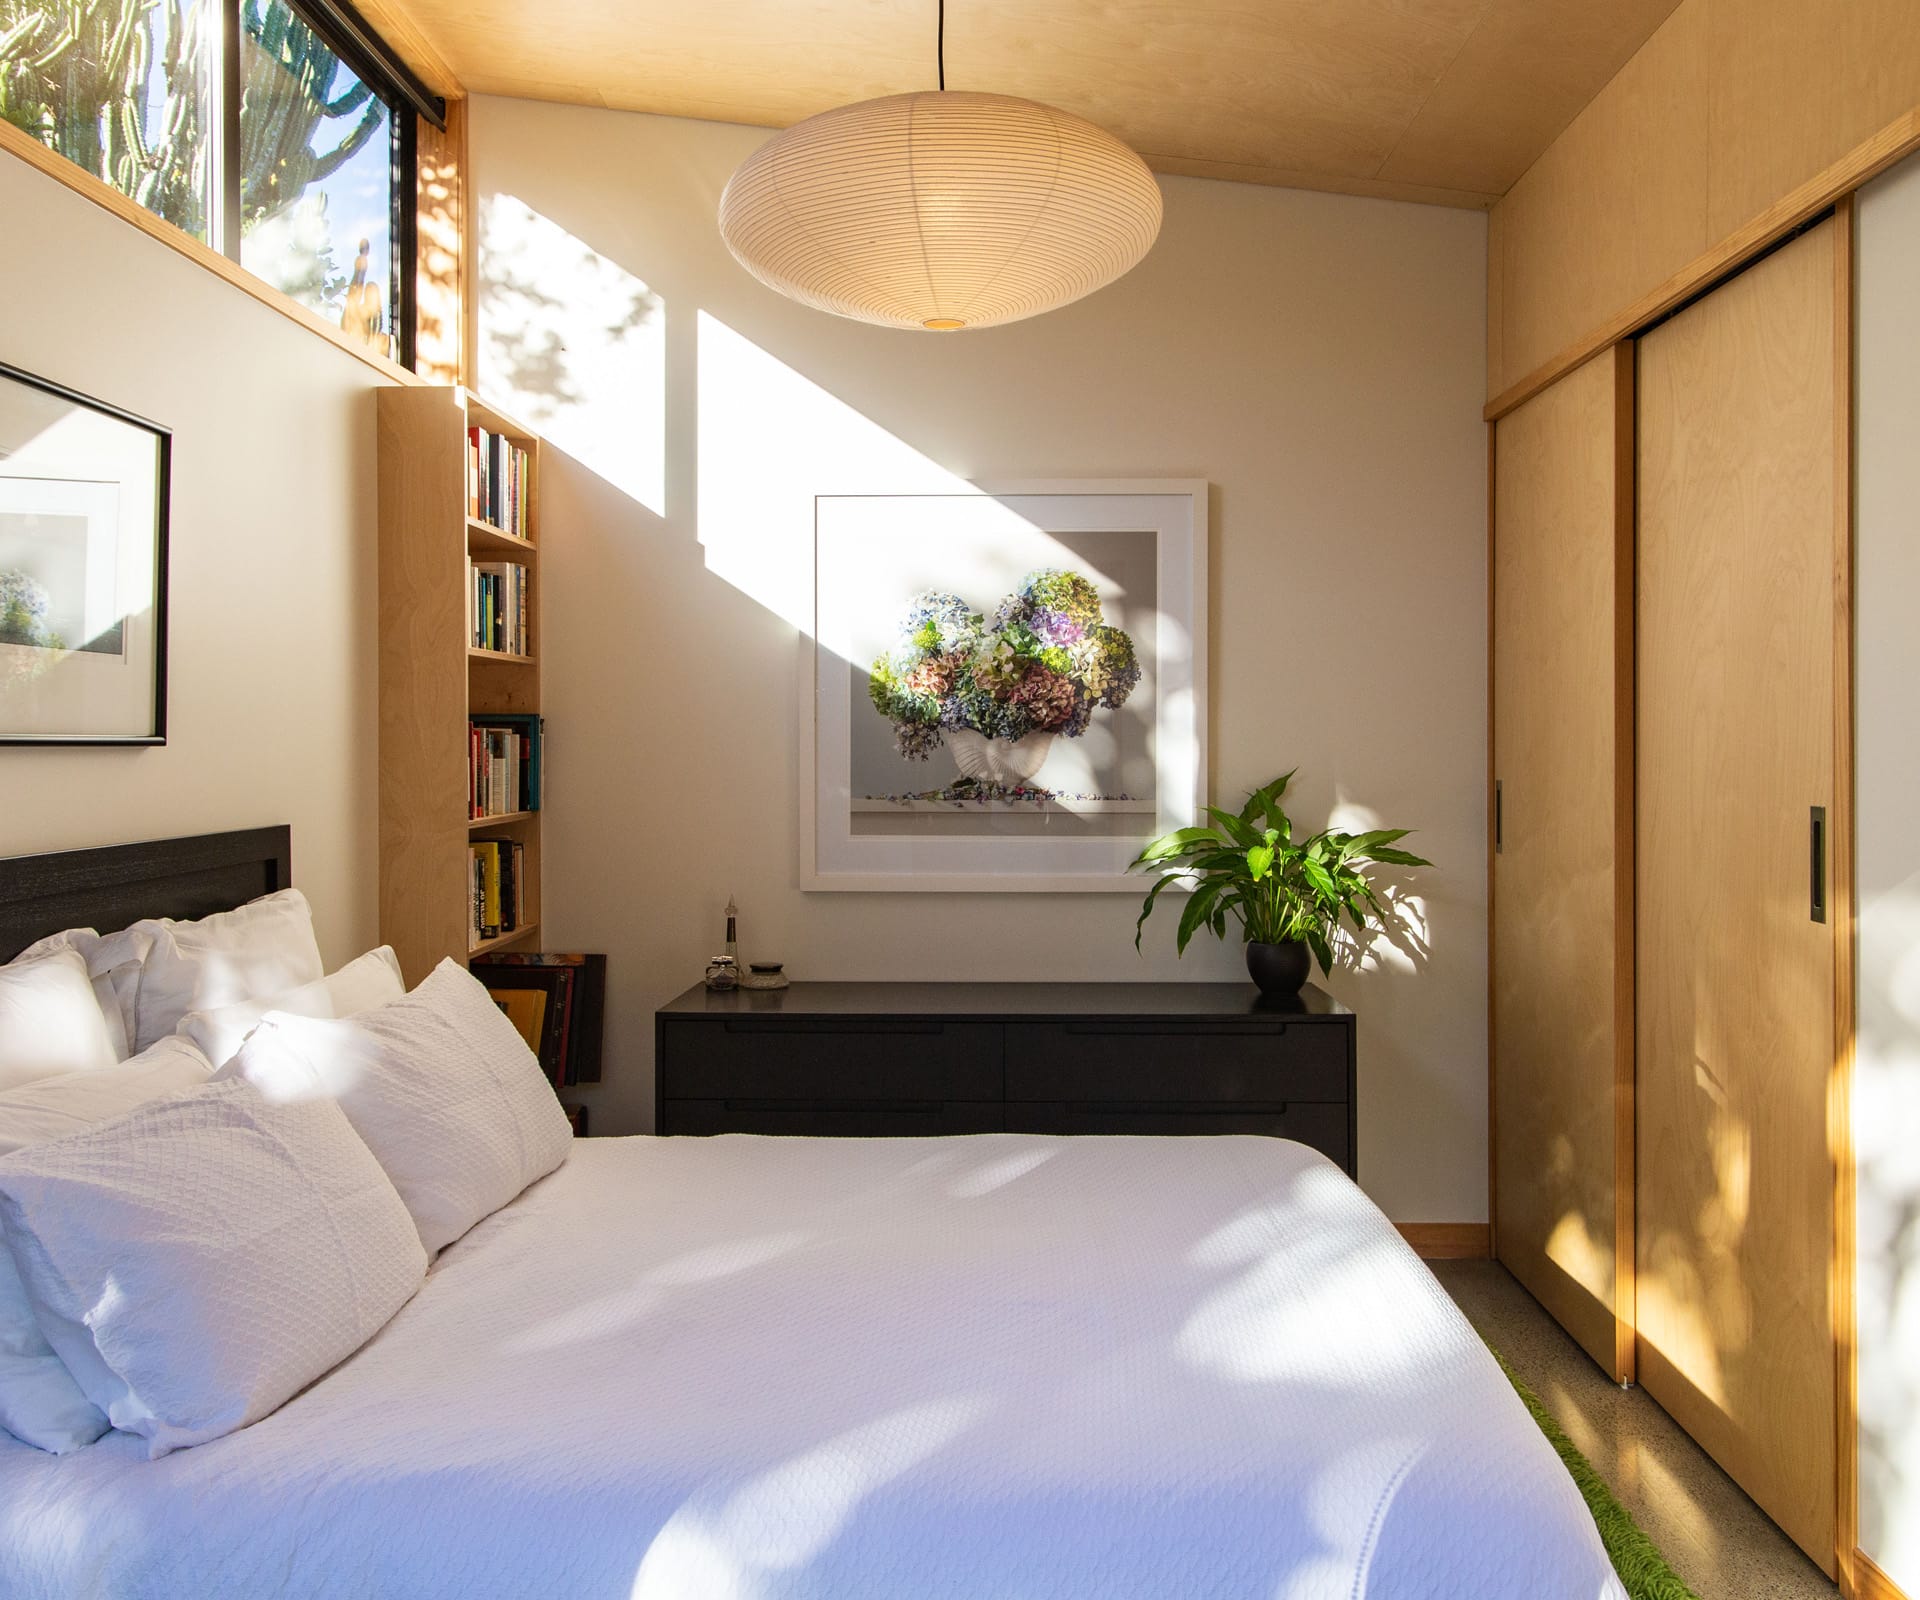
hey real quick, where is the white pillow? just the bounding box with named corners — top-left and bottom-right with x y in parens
top-left (128, 888), bottom-right (324, 1053)
top-left (0, 946), bottom-right (121, 1092)
top-left (0, 1077), bottom-right (426, 1458)
top-left (224, 958), bottom-right (572, 1254)
top-left (0, 1035), bottom-right (214, 1157)
top-left (0, 1036), bottom-right (214, 1453)
top-left (177, 946), bottom-right (405, 1070)
top-left (14, 926), bottom-right (152, 1062)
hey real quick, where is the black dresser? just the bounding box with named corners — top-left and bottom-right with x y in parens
top-left (654, 981), bottom-right (1357, 1176)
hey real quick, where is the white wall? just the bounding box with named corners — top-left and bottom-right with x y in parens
top-left (468, 96), bottom-right (1491, 1223)
top-left (0, 154), bottom-right (390, 969)
top-left (1855, 151), bottom-right (1920, 1592)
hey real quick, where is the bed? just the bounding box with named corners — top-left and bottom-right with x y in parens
top-left (0, 831), bottom-right (1626, 1600)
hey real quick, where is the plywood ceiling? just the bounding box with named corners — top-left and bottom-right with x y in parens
top-left (367, 0), bottom-right (1687, 208)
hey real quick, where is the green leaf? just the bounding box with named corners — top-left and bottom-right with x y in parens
top-left (1133, 874), bottom-right (1176, 951)
top-left (1131, 826), bottom-right (1225, 867)
top-left (1206, 807), bottom-right (1262, 848)
top-left (1302, 859), bottom-right (1338, 901)
top-left (1307, 927), bottom-right (1334, 976)
top-left (1243, 769), bottom-right (1296, 830)
top-left (1187, 848), bottom-right (1255, 875)
top-left (1246, 843), bottom-right (1274, 881)
top-left (1367, 847), bottom-right (1432, 867)
top-left (1347, 828), bottom-right (1412, 850)
top-left (1176, 880), bottom-right (1227, 955)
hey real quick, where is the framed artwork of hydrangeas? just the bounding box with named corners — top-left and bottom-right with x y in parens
top-left (804, 481), bottom-right (1206, 891)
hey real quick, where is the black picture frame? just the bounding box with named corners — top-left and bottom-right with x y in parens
top-left (0, 360), bottom-right (170, 746)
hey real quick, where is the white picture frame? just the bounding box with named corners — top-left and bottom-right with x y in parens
top-left (801, 479), bottom-right (1207, 892)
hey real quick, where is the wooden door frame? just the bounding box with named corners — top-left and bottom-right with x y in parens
top-left (1488, 204), bottom-right (1865, 1586)
top-left (1831, 193), bottom-right (1860, 1600)
top-left (1610, 342), bottom-right (1638, 1387)
top-left (1486, 422), bottom-right (1499, 1261)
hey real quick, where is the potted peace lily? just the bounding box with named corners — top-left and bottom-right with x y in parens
top-left (1131, 771), bottom-right (1430, 995)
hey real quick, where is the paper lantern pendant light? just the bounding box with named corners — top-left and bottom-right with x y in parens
top-left (719, 88), bottom-right (1163, 332)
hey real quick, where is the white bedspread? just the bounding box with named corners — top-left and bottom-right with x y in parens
top-left (0, 1135), bottom-right (1626, 1600)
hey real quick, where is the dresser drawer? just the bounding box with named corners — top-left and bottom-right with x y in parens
top-left (662, 1099), bottom-right (1004, 1137)
top-left (1005, 1099), bottom-right (1350, 1171)
top-left (1004, 1020), bottom-right (1349, 1104)
top-left (658, 1018), bottom-right (1002, 1102)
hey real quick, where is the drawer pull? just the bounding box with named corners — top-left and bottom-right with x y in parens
top-left (1069, 1100), bottom-right (1291, 1116)
top-left (721, 1019), bottom-right (945, 1036)
top-left (723, 1098), bottom-right (944, 1114)
top-left (1058, 1023), bottom-right (1287, 1038)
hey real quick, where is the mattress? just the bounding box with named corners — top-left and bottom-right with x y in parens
top-left (0, 1134), bottom-right (1627, 1600)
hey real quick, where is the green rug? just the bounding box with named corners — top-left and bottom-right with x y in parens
top-left (1494, 1350), bottom-right (1702, 1600)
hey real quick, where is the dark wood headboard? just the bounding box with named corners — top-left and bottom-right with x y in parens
top-left (0, 827), bottom-right (292, 962)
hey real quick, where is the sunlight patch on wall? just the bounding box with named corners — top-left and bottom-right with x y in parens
top-left (479, 194), bottom-right (665, 514)
top-left (695, 311), bottom-right (975, 634)
top-left (1856, 881), bottom-right (1920, 1577)
top-left (1328, 786), bottom-right (1429, 975)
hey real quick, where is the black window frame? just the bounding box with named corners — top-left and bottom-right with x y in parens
top-left (234, 0), bottom-right (445, 370)
top-left (4, 0), bottom-right (441, 363)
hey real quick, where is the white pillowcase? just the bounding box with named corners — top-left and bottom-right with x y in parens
top-left (128, 888), bottom-right (324, 1053)
top-left (0, 1077), bottom-right (426, 1458)
top-left (0, 946), bottom-right (122, 1092)
top-left (177, 946), bottom-right (405, 1070)
top-left (0, 1035), bottom-right (214, 1157)
top-left (224, 958), bottom-right (573, 1254)
top-left (13, 926), bottom-right (152, 1063)
top-left (0, 1036), bottom-right (214, 1452)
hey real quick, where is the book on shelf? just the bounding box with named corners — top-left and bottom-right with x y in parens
top-left (467, 558), bottom-right (531, 656)
top-left (468, 838), bottom-right (528, 948)
top-left (467, 425), bottom-right (531, 538)
top-left (470, 952), bottom-right (605, 1087)
top-left (469, 715), bottom-right (543, 818)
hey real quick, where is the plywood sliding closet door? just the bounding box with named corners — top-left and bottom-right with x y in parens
top-left (1636, 219), bottom-right (1839, 1574)
top-left (1491, 348), bottom-right (1634, 1381)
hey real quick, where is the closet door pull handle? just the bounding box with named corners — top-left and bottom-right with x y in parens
top-left (1810, 806), bottom-right (1827, 924)
top-left (1495, 780), bottom-right (1503, 854)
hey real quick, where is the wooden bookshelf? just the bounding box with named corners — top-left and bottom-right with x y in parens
top-left (469, 924), bottom-right (541, 959)
top-left (469, 810), bottom-right (536, 830)
top-left (377, 386), bottom-right (544, 985)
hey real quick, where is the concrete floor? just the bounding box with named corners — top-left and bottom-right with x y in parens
top-left (1432, 1259), bottom-right (1838, 1600)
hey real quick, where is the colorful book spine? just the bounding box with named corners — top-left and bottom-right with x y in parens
top-left (469, 716), bottom-right (542, 816)
top-left (466, 838), bottom-right (530, 949)
top-left (466, 423), bottom-right (533, 538)
top-left (469, 561), bottom-right (530, 656)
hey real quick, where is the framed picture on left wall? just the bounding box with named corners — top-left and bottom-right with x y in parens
top-left (0, 361), bottom-right (169, 745)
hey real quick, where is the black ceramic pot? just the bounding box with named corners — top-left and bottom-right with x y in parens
top-left (1246, 939), bottom-right (1311, 996)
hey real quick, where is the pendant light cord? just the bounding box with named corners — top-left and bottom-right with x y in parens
top-left (937, 0), bottom-right (946, 89)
